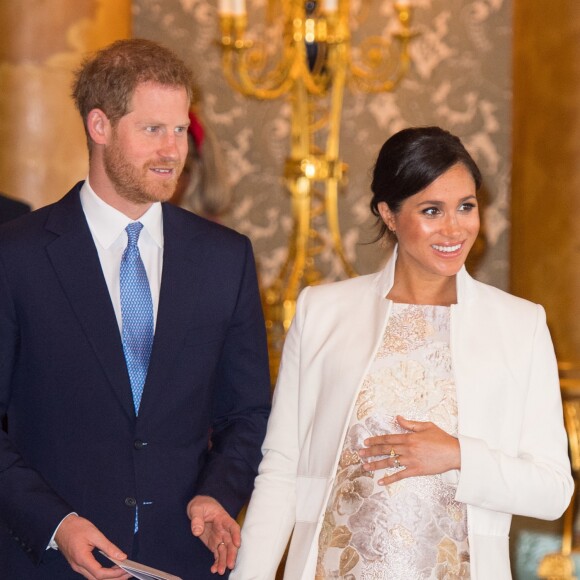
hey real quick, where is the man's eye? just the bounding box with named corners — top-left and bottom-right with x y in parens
top-left (175, 126), bottom-right (188, 134)
top-left (146, 126), bottom-right (159, 133)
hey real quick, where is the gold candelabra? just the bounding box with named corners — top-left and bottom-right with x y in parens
top-left (218, 0), bottom-right (417, 375)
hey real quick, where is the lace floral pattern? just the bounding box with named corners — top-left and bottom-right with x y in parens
top-left (316, 304), bottom-right (469, 579)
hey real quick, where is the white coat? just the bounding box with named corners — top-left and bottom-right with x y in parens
top-left (232, 252), bottom-right (573, 580)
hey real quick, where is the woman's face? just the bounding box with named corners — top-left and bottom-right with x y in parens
top-left (378, 163), bottom-right (480, 282)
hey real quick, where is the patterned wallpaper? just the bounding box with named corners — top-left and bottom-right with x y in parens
top-left (133, 0), bottom-right (512, 290)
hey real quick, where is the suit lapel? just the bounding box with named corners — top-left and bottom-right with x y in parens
top-left (45, 186), bottom-right (134, 419)
top-left (137, 205), bottom-right (203, 417)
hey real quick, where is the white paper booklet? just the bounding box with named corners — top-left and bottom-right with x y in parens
top-left (100, 552), bottom-right (183, 580)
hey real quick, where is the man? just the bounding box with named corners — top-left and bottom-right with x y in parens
top-left (0, 39), bottom-right (271, 580)
top-left (0, 192), bottom-right (30, 224)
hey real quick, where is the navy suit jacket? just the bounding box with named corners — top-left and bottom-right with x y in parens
top-left (0, 193), bottom-right (30, 225)
top-left (0, 183), bottom-right (271, 579)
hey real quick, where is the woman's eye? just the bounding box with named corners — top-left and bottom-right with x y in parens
top-left (459, 202), bottom-right (477, 212)
top-left (422, 207), bottom-right (440, 217)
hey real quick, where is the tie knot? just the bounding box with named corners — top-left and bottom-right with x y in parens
top-left (125, 222), bottom-right (144, 248)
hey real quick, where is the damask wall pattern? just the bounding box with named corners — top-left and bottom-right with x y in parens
top-left (133, 0), bottom-right (512, 290)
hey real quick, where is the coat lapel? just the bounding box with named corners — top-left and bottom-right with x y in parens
top-left (303, 249), bottom-right (398, 471)
top-left (45, 186), bottom-right (134, 419)
top-left (137, 205), bottom-right (204, 417)
top-left (307, 274), bottom-right (393, 469)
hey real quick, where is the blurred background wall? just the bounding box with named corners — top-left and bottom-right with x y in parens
top-left (133, 0), bottom-right (512, 290)
top-left (0, 0), bottom-right (131, 210)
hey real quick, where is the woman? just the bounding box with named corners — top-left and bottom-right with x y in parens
top-left (231, 127), bottom-right (573, 579)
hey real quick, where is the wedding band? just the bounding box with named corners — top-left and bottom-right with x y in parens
top-left (218, 541), bottom-right (225, 547)
top-left (394, 458), bottom-right (401, 468)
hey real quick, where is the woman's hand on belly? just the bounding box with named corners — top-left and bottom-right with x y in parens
top-left (358, 415), bottom-right (461, 485)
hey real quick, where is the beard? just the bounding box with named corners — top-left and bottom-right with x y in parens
top-left (103, 135), bottom-right (183, 205)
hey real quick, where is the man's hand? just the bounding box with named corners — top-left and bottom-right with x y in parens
top-left (55, 514), bottom-right (130, 580)
top-left (187, 495), bottom-right (241, 575)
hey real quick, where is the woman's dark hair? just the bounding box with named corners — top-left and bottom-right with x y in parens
top-left (370, 126), bottom-right (482, 241)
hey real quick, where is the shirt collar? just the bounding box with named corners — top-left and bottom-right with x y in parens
top-left (80, 178), bottom-right (164, 249)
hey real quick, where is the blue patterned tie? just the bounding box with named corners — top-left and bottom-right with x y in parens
top-left (120, 222), bottom-right (154, 416)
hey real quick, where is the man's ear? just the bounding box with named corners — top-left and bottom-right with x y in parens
top-left (377, 201), bottom-right (397, 234)
top-left (86, 109), bottom-right (110, 145)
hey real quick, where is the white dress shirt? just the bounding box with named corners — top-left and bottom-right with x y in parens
top-left (80, 179), bottom-right (164, 329)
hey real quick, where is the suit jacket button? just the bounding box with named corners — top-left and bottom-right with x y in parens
top-left (134, 440), bottom-right (145, 450)
top-left (125, 497), bottom-right (137, 507)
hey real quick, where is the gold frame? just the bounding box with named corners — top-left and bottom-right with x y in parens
top-left (538, 362), bottom-right (580, 580)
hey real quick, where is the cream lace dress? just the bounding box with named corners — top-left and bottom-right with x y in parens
top-left (316, 303), bottom-right (470, 579)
